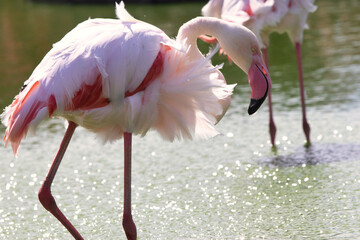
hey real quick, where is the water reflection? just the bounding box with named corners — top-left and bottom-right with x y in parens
top-left (261, 143), bottom-right (360, 167)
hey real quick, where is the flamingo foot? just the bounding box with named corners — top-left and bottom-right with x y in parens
top-left (303, 119), bottom-right (311, 147)
top-left (269, 119), bottom-right (277, 148)
top-left (122, 213), bottom-right (137, 240)
top-left (271, 145), bottom-right (278, 154)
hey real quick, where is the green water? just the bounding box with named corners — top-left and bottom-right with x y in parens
top-left (1, 0), bottom-right (360, 239)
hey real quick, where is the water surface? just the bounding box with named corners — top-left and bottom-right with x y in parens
top-left (1, 0), bottom-right (360, 239)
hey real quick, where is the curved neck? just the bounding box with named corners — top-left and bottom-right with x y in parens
top-left (177, 17), bottom-right (221, 58)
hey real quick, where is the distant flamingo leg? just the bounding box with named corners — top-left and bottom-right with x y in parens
top-left (262, 48), bottom-right (277, 147)
top-left (198, 34), bottom-right (218, 44)
top-left (123, 132), bottom-right (137, 240)
top-left (295, 42), bottom-right (311, 145)
top-left (38, 121), bottom-right (84, 240)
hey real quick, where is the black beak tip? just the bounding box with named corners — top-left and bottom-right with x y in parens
top-left (248, 97), bottom-right (266, 115)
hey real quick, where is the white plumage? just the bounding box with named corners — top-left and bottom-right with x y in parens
top-left (202, 0), bottom-right (317, 48)
top-left (2, 3), bottom-right (235, 155)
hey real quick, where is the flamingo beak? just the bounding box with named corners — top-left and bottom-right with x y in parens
top-left (247, 54), bottom-right (271, 115)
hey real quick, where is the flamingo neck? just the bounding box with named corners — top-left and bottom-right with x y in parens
top-left (177, 17), bottom-right (221, 59)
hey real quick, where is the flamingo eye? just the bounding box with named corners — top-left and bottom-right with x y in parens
top-left (251, 47), bottom-right (258, 54)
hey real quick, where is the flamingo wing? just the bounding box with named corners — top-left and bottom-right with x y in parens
top-left (1, 17), bottom-right (167, 155)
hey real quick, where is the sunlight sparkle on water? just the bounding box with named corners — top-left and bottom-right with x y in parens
top-left (1, 1), bottom-right (360, 239)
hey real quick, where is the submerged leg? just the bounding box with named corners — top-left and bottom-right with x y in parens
top-left (295, 42), bottom-right (311, 145)
top-left (262, 48), bottom-right (277, 147)
top-left (38, 121), bottom-right (84, 240)
top-left (123, 132), bottom-right (137, 240)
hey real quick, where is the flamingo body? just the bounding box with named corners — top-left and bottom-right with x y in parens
top-left (261, 0), bottom-right (317, 46)
top-left (2, 5), bottom-right (236, 155)
top-left (203, 0), bottom-right (317, 47)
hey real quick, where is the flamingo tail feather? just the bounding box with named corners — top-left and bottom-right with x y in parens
top-left (1, 81), bottom-right (56, 155)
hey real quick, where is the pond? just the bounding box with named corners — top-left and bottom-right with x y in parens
top-left (1, 0), bottom-right (360, 239)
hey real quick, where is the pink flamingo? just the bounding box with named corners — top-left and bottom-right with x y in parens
top-left (202, 0), bottom-right (317, 147)
top-left (1, 2), bottom-right (271, 240)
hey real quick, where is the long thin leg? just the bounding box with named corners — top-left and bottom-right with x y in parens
top-left (38, 121), bottom-right (84, 240)
top-left (122, 132), bottom-right (137, 240)
top-left (262, 48), bottom-right (277, 147)
top-left (295, 42), bottom-right (311, 145)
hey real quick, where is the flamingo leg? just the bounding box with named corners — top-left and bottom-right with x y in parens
top-left (295, 42), bottom-right (311, 145)
top-left (123, 132), bottom-right (137, 240)
top-left (38, 121), bottom-right (84, 240)
top-left (262, 48), bottom-right (277, 147)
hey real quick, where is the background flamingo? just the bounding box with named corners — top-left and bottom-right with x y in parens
top-left (1, 2), bottom-right (270, 240)
top-left (202, 0), bottom-right (317, 147)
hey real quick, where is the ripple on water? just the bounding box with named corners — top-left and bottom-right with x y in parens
top-left (259, 143), bottom-right (360, 167)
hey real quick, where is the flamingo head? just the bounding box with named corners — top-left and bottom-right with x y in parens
top-left (215, 22), bottom-right (272, 115)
